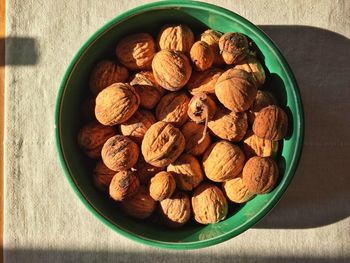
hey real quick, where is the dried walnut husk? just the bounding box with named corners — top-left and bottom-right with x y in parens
top-left (248, 90), bottom-right (276, 124)
top-left (187, 92), bottom-right (217, 123)
top-left (181, 122), bottom-right (211, 156)
top-left (158, 24), bottom-right (194, 53)
top-left (187, 68), bottom-right (223, 94)
top-left (149, 171), bottom-right (176, 201)
top-left (223, 176), bottom-right (255, 203)
top-left (234, 55), bottom-right (266, 87)
top-left (242, 130), bottom-right (278, 158)
top-left (200, 29), bottom-right (224, 66)
top-left (135, 156), bottom-right (163, 185)
top-left (109, 171), bottom-right (140, 201)
top-left (93, 160), bottom-right (116, 192)
top-left (190, 41), bottom-right (214, 71)
top-left (219, 32), bottom-right (249, 65)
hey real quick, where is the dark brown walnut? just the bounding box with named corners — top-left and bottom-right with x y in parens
top-left (77, 121), bottom-right (116, 159)
top-left (155, 92), bottom-right (189, 127)
top-left (181, 122), bottom-right (211, 156)
top-left (141, 121), bottom-right (185, 167)
top-left (109, 171), bottom-right (140, 201)
top-left (93, 160), bottom-right (116, 192)
top-left (187, 92), bottom-right (217, 123)
top-left (215, 68), bottom-right (257, 112)
top-left (248, 90), bottom-right (276, 124)
top-left (187, 68), bottom-right (223, 94)
top-left (115, 33), bottom-right (156, 70)
top-left (190, 41), bottom-right (214, 71)
top-left (101, 135), bottom-right (139, 171)
top-left (157, 24), bottom-right (194, 53)
top-left (120, 110), bottom-right (156, 144)
top-left (159, 191), bottom-right (191, 228)
top-left (192, 183), bottom-right (228, 224)
top-left (89, 60), bottom-right (129, 95)
top-left (81, 96), bottom-right (96, 121)
top-left (242, 130), bottom-right (279, 158)
top-left (167, 154), bottom-right (204, 191)
top-left (95, 83), bottom-right (140, 126)
top-left (223, 176), bottom-right (255, 203)
top-left (120, 186), bottom-right (156, 219)
top-left (200, 29), bottom-right (224, 66)
top-left (253, 105), bottom-right (288, 141)
top-left (149, 171), bottom-right (176, 201)
top-left (135, 156), bottom-right (163, 185)
top-left (152, 50), bottom-right (192, 91)
top-left (203, 140), bottom-right (245, 182)
top-left (208, 106), bottom-right (248, 142)
top-left (234, 55), bottom-right (266, 87)
top-left (219, 32), bottom-right (249, 65)
top-left (242, 156), bottom-right (279, 194)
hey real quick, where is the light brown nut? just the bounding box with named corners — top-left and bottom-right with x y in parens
top-left (192, 183), bottom-right (228, 224)
top-left (242, 130), bottom-right (279, 158)
top-left (120, 110), bottom-right (156, 144)
top-left (181, 122), bottom-right (211, 156)
top-left (155, 92), bottom-right (189, 127)
top-left (115, 33), bottom-right (156, 70)
top-left (248, 90), bottom-right (276, 124)
top-left (215, 68), bottom-right (257, 112)
top-left (223, 176), bottom-right (255, 203)
top-left (141, 121), bottom-right (185, 167)
top-left (159, 191), bottom-right (191, 228)
top-left (157, 24), bottom-right (194, 53)
top-left (89, 60), bottom-right (129, 95)
top-left (95, 83), bottom-right (140, 126)
top-left (190, 41), bottom-right (214, 71)
top-left (109, 171), bottom-right (140, 201)
top-left (234, 55), bottom-right (266, 87)
top-left (187, 93), bottom-right (217, 123)
top-left (93, 160), bottom-right (116, 192)
top-left (187, 68), bottom-right (223, 94)
top-left (203, 140), bottom-right (245, 182)
top-left (167, 154), bottom-right (204, 191)
top-left (219, 32), bottom-right (249, 64)
top-left (208, 106), bottom-right (248, 142)
top-left (101, 135), bottom-right (139, 171)
top-left (200, 29), bottom-right (224, 66)
top-left (149, 171), bottom-right (176, 201)
top-left (120, 186), bottom-right (156, 219)
top-left (81, 96), bottom-right (96, 122)
top-left (135, 156), bottom-right (163, 185)
top-left (242, 156), bottom-right (279, 194)
top-left (152, 50), bottom-right (192, 91)
top-left (77, 121), bottom-right (116, 158)
top-left (253, 105), bottom-right (288, 141)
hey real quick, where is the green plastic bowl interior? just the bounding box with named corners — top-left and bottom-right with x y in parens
top-left (55, 0), bottom-right (303, 250)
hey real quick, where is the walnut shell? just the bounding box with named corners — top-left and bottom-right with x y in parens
top-left (242, 130), bottom-right (279, 158)
top-left (208, 106), bottom-right (248, 142)
top-left (187, 68), bottom-right (223, 95)
top-left (101, 135), bottom-right (139, 171)
top-left (135, 156), bottom-right (164, 185)
top-left (215, 68), bottom-right (257, 112)
top-left (120, 110), bottom-right (156, 144)
top-left (158, 24), bottom-right (194, 53)
top-left (115, 33), bottom-right (156, 70)
top-left (120, 186), bottom-right (156, 219)
top-left (81, 96), bottom-right (96, 122)
top-left (77, 121), bottom-right (116, 158)
top-left (190, 41), bottom-right (214, 71)
top-left (149, 171), bottom-right (176, 201)
top-left (248, 90), bottom-right (276, 124)
top-left (219, 32), bottom-right (249, 64)
top-left (95, 83), bottom-right (140, 126)
top-left (167, 154), bottom-right (204, 191)
top-left (89, 60), bottom-right (129, 95)
top-left (152, 50), bottom-right (192, 91)
top-left (203, 140), bottom-right (245, 182)
top-left (242, 156), bottom-right (279, 194)
top-left (253, 105), bottom-right (288, 141)
top-left (223, 176), bottom-right (255, 203)
top-left (93, 160), bottom-right (116, 192)
top-left (159, 191), bottom-right (191, 228)
top-left (200, 29), bottom-right (224, 66)
top-left (187, 92), bottom-right (217, 123)
top-left (109, 171), bottom-right (140, 201)
top-left (181, 122), bottom-right (211, 156)
top-left (141, 121), bottom-right (185, 167)
top-left (234, 55), bottom-right (266, 87)
top-left (192, 183), bottom-right (228, 224)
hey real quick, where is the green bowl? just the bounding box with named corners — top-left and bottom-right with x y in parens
top-left (55, 0), bottom-right (303, 249)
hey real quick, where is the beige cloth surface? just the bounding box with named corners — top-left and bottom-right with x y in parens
top-left (4, 0), bottom-right (350, 262)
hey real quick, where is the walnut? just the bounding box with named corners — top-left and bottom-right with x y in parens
top-left (253, 105), bottom-right (288, 141)
top-left (192, 183), bottom-right (228, 224)
top-left (81, 96), bottom-right (96, 122)
top-left (187, 92), bottom-right (217, 123)
top-left (242, 156), bottom-right (279, 194)
top-left (149, 171), bottom-right (176, 201)
top-left (242, 130), bottom-right (279, 158)
top-left (248, 90), bottom-right (276, 124)
top-left (141, 121), bottom-right (185, 167)
top-left (208, 106), bottom-right (248, 142)
top-left (203, 140), bottom-right (245, 182)
top-left (215, 68), bottom-right (257, 112)
top-left (223, 176), bottom-right (255, 203)
top-left (187, 68), bottom-right (223, 95)
top-left (77, 121), bottom-right (116, 158)
top-left (152, 50), bottom-right (192, 91)
top-left (181, 122), bottom-right (211, 156)
top-left (219, 32), bottom-right (249, 64)
top-left (120, 110), bottom-right (156, 144)
top-left (167, 154), bottom-right (204, 191)
top-left (234, 55), bottom-right (266, 87)
top-left (159, 191), bottom-right (191, 228)
top-left (157, 24), bottom-right (194, 53)
top-left (155, 92), bottom-right (189, 127)
top-left (115, 33), bottom-right (156, 70)
top-left (109, 171), bottom-right (140, 201)
top-left (120, 186), bottom-right (156, 219)
top-left (190, 41), bottom-right (214, 71)
top-left (200, 29), bottom-right (224, 66)
top-left (93, 160), bottom-right (116, 192)
top-left (89, 60), bottom-right (128, 95)
top-left (101, 135), bottom-right (139, 171)
top-left (135, 156), bottom-right (163, 184)
top-left (95, 83), bottom-right (140, 126)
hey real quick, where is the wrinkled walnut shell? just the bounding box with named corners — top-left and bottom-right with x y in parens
top-left (187, 93), bottom-right (217, 123)
top-left (219, 32), bottom-right (249, 64)
top-left (190, 41), bottom-right (214, 71)
top-left (200, 29), bottom-right (224, 66)
top-left (242, 130), bottom-right (279, 158)
top-left (181, 122), bottom-right (211, 156)
top-left (248, 90), bottom-right (276, 124)
top-left (135, 156), bottom-right (163, 185)
top-left (157, 24), bottom-right (194, 53)
top-left (149, 171), bottom-right (176, 201)
top-left (223, 176), bottom-right (255, 203)
top-left (93, 160), bottom-right (116, 192)
top-left (109, 171), bottom-right (140, 201)
top-left (234, 55), bottom-right (266, 87)
top-left (187, 68), bottom-right (223, 95)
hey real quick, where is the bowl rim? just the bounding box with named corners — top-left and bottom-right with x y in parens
top-left (55, 0), bottom-right (304, 250)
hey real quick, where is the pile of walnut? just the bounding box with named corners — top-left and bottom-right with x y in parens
top-left (78, 24), bottom-right (288, 228)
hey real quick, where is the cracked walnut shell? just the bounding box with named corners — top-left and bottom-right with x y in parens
top-left (109, 171), bottom-right (140, 201)
top-left (181, 122), bottom-right (211, 156)
top-left (242, 130), bottom-right (279, 158)
top-left (187, 68), bottom-right (223, 95)
top-left (149, 171), bottom-right (176, 201)
top-left (219, 32), bottom-right (249, 64)
top-left (234, 55), bottom-right (266, 87)
top-left (157, 24), bottom-right (194, 53)
top-left (223, 176), bottom-right (255, 203)
top-left (190, 41), bottom-right (214, 71)
top-left (93, 160), bottom-right (116, 192)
